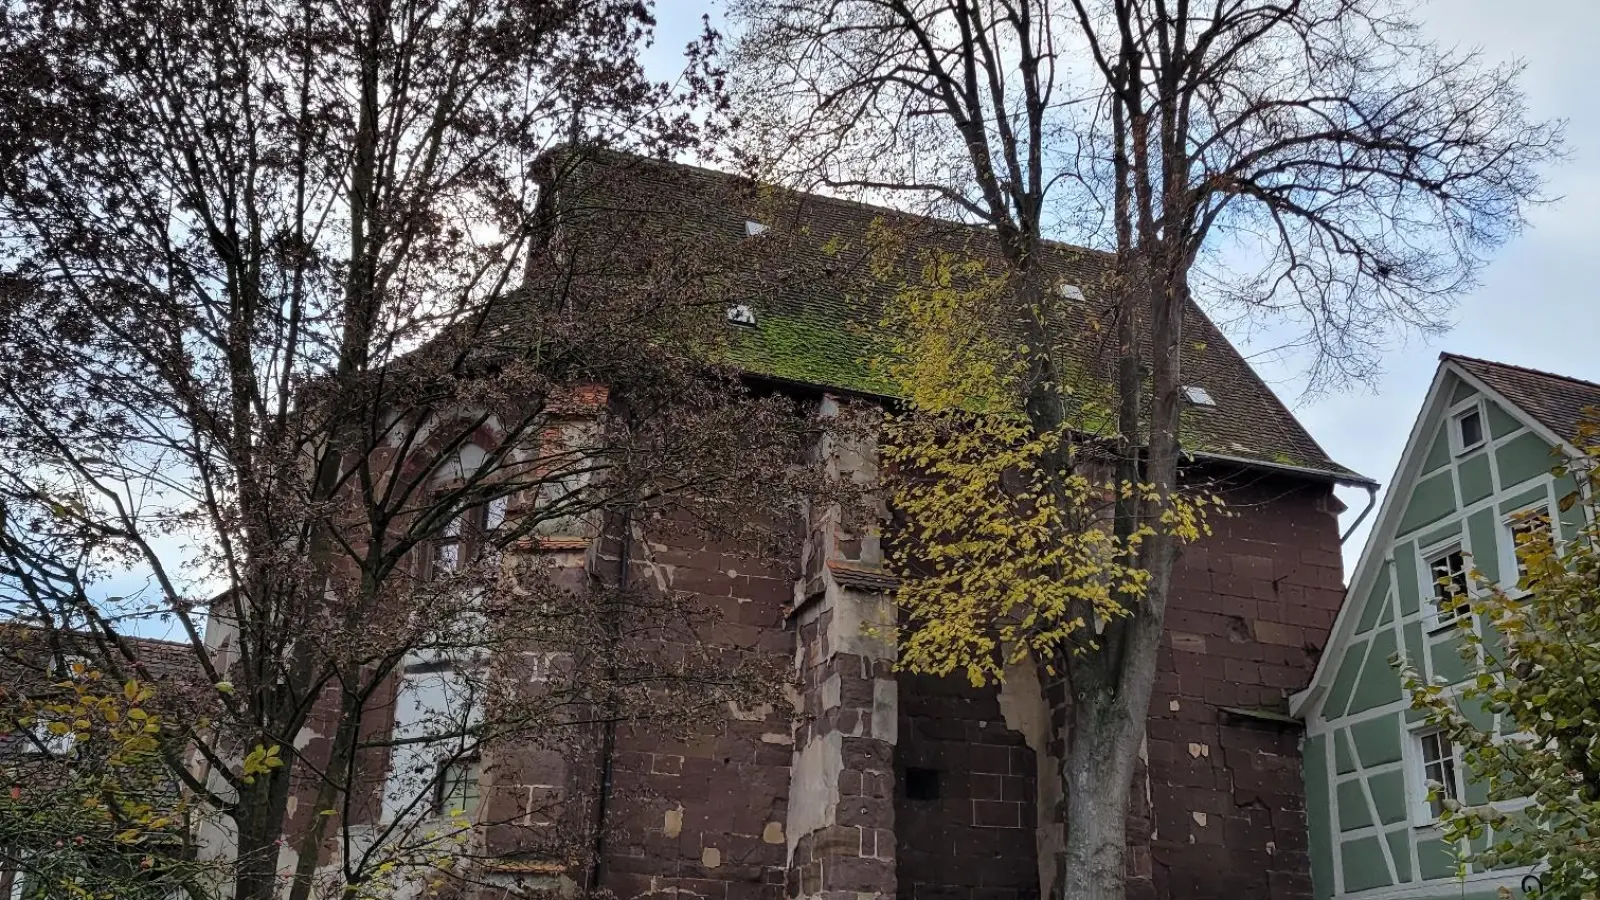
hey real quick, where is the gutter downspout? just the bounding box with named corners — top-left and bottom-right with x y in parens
top-left (587, 509), bottom-right (628, 893)
top-left (1340, 483), bottom-right (1379, 545)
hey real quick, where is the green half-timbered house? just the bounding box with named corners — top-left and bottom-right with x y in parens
top-left (1292, 354), bottom-right (1600, 900)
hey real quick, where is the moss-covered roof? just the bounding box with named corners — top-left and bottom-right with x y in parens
top-left (532, 151), bottom-right (1367, 484)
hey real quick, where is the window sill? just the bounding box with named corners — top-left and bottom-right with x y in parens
top-left (513, 536), bottom-right (591, 552)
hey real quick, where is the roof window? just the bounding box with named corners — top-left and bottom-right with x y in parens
top-left (1182, 385), bottom-right (1216, 407)
top-left (1058, 284), bottom-right (1085, 301)
top-left (744, 220), bottom-right (768, 237)
top-left (726, 304), bottom-right (757, 327)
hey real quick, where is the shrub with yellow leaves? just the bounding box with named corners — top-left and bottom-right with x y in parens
top-left (0, 657), bottom-right (215, 899)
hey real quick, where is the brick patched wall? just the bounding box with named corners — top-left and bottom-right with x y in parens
top-left (577, 470), bottom-right (1345, 900)
top-left (894, 673), bottom-right (1039, 900)
top-left (583, 463), bottom-right (1343, 900)
top-left (598, 525), bottom-right (797, 900)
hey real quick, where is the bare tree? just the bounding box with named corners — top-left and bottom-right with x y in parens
top-left (0, 1), bottom-right (822, 898)
top-left (731, 1), bottom-right (1560, 897)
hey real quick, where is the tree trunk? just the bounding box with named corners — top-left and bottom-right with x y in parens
top-left (286, 691), bottom-right (364, 900)
top-left (232, 771), bottom-right (294, 900)
top-left (1057, 689), bottom-right (1143, 900)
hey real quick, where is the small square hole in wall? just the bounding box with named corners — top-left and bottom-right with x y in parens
top-left (905, 767), bottom-right (940, 801)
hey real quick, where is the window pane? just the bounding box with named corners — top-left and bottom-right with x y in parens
top-left (485, 496), bottom-right (508, 532)
top-left (1419, 732), bottom-right (1458, 819)
top-left (1459, 409), bottom-right (1484, 447)
top-left (533, 474), bottom-right (585, 537)
top-left (1511, 509), bottom-right (1552, 581)
top-left (1429, 550), bottom-right (1469, 621)
top-left (438, 759), bottom-right (482, 817)
top-left (433, 540), bottom-right (460, 575)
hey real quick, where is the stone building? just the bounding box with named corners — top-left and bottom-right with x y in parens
top-left (493, 155), bottom-right (1368, 900)
top-left (201, 153), bottom-right (1370, 900)
top-left (1293, 356), bottom-right (1600, 900)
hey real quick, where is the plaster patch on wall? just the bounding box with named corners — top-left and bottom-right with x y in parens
top-left (821, 673), bottom-right (842, 711)
top-left (763, 821), bottom-right (785, 844)
top-left (997, 660), bottom-right (1062, 900)
top-left (785, 730), bottom-right (843, 861)
top-left (826, 583), bottom-right (896, 660)
top-left (663, 805), bottom-right (683, 839)
top-left (727, 700), bottom-right (774, 722)
top-left (871, 677), bottom-right (898, 744)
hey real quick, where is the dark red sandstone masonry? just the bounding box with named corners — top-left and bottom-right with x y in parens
top-left (576, 466), bottom-right (1344, 900)
top-left (1142, 474), bottom-right (1345, 900)
top-left (308, 421), bottom-right (1343, 900)
top-left (894, 673), bottom-right (1039, 900)
top-left (597, 527), bottom-right (796, 900)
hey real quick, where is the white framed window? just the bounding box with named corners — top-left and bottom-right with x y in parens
top-left (431, 507), bottom-right (467, 576)
top-left (436, 756), bottom-right (483, 819)
top-left (426, 499), bottom-right (506, 579)
top-left (1423, 543), bottom-right (1471, 632)
top-left (1411, 729), bottom-right (1463, 826)
top-left (1504, 505), bottom-right (1553, 589)
top-left (1451, 402), bottom-right (1487, 455)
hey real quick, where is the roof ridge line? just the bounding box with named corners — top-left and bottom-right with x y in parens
top-left (594, 149), bottom-right (1118, 263)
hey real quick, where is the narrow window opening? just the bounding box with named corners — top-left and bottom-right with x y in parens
top-left (427, 502), bottom-right (489, 580)
top-left (1417, 731), bottom-right (1459, 820)
top-left (1509, 506), bottom-right (1553, 585)
top-left (1456, 407), bottom-right (1485, 452)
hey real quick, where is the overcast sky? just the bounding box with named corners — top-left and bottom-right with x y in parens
top-left (645, 0), bottom-right (1600, 570)
top-left (1264, 0), bottom-right (1600, 564)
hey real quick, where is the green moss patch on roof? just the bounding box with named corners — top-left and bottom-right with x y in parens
top-left (724, 305), bottom-right (896, 396)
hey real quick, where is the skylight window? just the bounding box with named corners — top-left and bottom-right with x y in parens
top-left (1182, 385), bottom-right (1216, 407)
top-left (726, 304), bottom-right (757, 327)
top-left (744, 220), bottom-right (768, 237)
top-left (1058, 284), bottom-right (1085, 301)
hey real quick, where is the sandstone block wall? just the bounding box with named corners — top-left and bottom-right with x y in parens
top-left (1142, 474), bottom-right (1346, 900)
top-left (584, 470), bottom-right (1344, 900)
